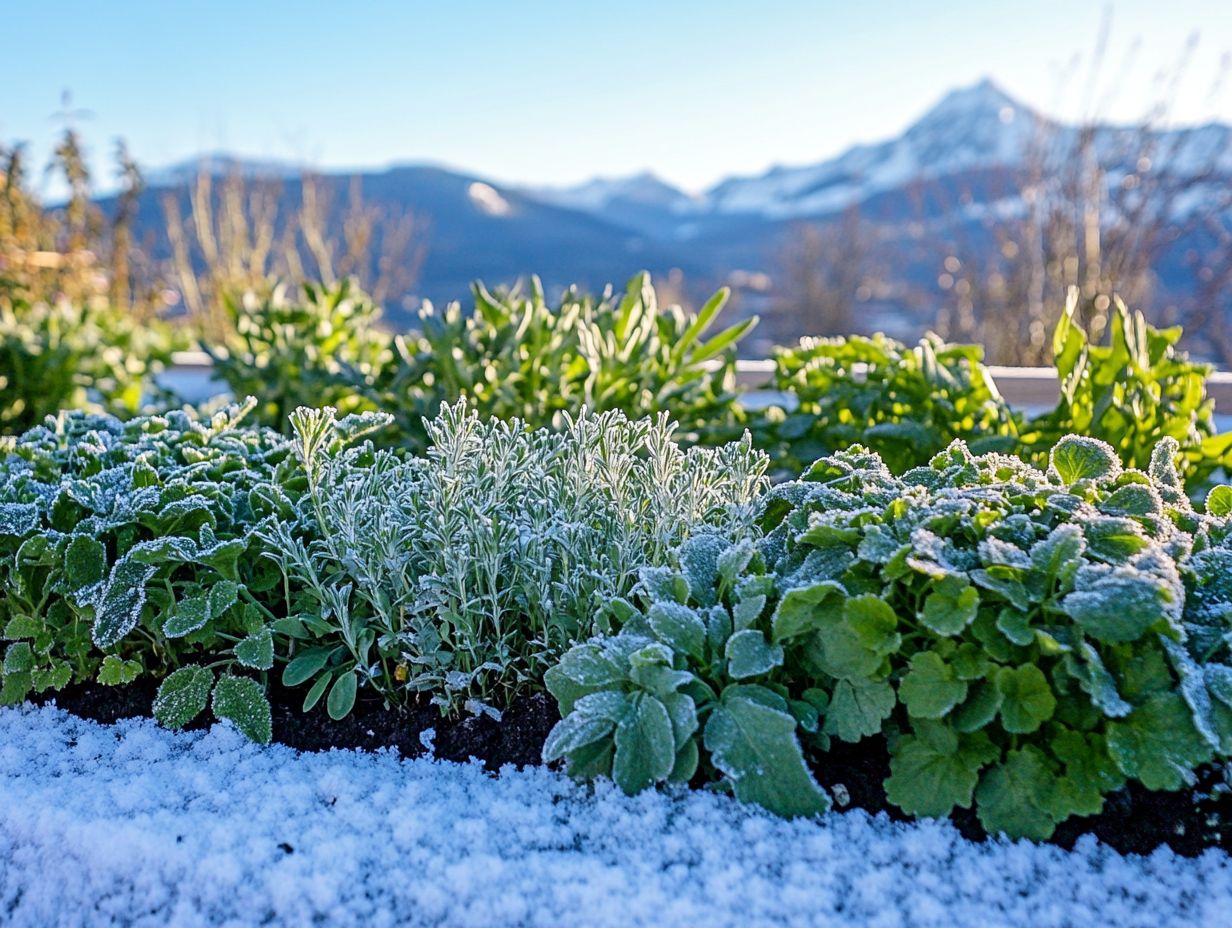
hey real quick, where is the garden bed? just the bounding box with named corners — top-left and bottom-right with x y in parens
top-left (3, 704), bottom-right (1231, 928)
top-left (27, 684), bottom-right (1232, 859)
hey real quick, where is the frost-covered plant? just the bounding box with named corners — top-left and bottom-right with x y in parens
top-left (0, 400), bottom-right (300, 741)
top-left (543, 534), bottom-right (831, 818)
top-left (547, 434), bottom-right (1232, 839)
top-left (261, 400), bottom-right (768, 719)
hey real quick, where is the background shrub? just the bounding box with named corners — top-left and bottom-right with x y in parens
top-left (355, 272), bottom-right (754, 453)
top-left (202, 278), bottom-right (390, 432)
top-left (0, 296), bottom-right (181, 434)
top-left (753, 332), bottom-right (1020, 475)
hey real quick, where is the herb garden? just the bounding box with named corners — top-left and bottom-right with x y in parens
top-left (3, 273), bottom-right (1232, 925)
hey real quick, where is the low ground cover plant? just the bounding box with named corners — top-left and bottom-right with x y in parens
top-left (261, 400), bottom-right (769, 719)
top-left (545, 435), bottom-right (1232, 840)
top-left (0, 400), bottom-right (301, 740)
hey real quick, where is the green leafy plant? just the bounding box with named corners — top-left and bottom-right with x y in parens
top-left (1021, 288), bottom-right (1231, 491)
top-left (0, 296), bottom-right (181, 434)
top-left (754, 332), bottom-right (1020, 475)
top-left (0, 400), bottom-right (301, 741)
top-left (547, 434), bottom-right (1232, 839)
top-left (355, 272), bottom-right (754, 453)
top-left (260, 400), bottom-right (769, 720)
top-left (543, 534), bottom-right (831, 817)
top-left (203, 278), bottom-right (391, 432)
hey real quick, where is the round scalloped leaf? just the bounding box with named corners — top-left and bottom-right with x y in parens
top-left (1050, 436), bottom-right (1121, 485)
top-left (1105, 692), bottom-right (1212, 791)
top-left (899, 651), bottom-right (969, 719)
top-left (823, 677), bottom-right (895, 742)
top-left (974, 746), bottom-right (1059, 841)
top-left (995, 664), bottom-right (1057, 734)
top-left (921, 582), bottom-right (979, 637)
top-left (884, 723), bottom-right (996, 819)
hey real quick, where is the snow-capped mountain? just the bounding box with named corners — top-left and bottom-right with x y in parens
top-left (702, 79), bottom-right (1045, 219)
top-left (109, 77), bottom-right (1232, 346)
top-left (531, 171), bottom-right (696, 213)
top-left (532, 78), bottom-right (1232, 226)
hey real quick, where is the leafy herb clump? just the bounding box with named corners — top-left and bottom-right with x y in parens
top-left (203, 279), bottom-right (391, 433)
top-left (546, 434), bottom-right (1232, 839)
top-left (355, 272), bottom-right (754, 453)
top-left (1, 296), bottom-right (181, 434)
top-left (755, 332), bottom-right (1020, 476)
top-left (261, 400), bottom-right (769, 720)
top-left (0, 400), bottom-right (301, 741)
top-left (1021, 288), bottom-right (1231, 491)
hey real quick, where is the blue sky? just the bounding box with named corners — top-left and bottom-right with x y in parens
top-left (4, 0), bottom-right (1231, 195)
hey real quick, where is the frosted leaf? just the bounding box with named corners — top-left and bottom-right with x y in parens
top-left (92, 558), bottom-right (157, 648)
top-left (703, 689), bottom-right (829, 817)
top-left (1050, 436), bottom-right (1121, 485)
top-left (1062, 558), bottom-right (1179, 643)
top-left (153, 665), bottom-right (213, 729)
top-left (234, 629), bottom-right (274, 670)
top-left (163, 592), bottom-right (210, 639)
top-left (724, 629), bottom-right (784, 679)
top-left (647, 602), bottom-right (706, 661)
top-left (212, 675), bottom-right (272, 743)
top-left (678, 534), bottom-right (726, 606)
top-left (0, 502), bottom-right (38, 536)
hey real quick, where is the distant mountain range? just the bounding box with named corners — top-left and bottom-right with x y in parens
top-left (106, 79), bottom-right (1232, 353)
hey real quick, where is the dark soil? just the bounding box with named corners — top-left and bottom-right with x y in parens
top-left (27, 682), bottom-right (1232, 857)
top-left (30, 680), bottom-right (558, 772)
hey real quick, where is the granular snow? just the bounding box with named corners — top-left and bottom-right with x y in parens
top-left (1, 704), bottom-right (1229, 927)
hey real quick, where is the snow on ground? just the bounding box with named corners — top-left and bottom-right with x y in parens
top-left (1, 706), bottom-right (1230, 928)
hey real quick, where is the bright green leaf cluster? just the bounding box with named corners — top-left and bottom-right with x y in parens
top-left (356, 272), bottom-right (755, 453)
top-left (204, 279), bottom-right (391, 433)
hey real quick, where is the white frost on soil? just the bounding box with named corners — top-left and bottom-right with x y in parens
top-left (1, 705), bottom-right (1230, 928)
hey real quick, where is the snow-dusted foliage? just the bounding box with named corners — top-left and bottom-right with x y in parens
top-left (260, 400), bottom-right (769, 718)
top-left (2, 705), bottom-right (1230, 928)
top-left (0, 401), bottom-right (298, 739)
top-left (546, 434), bottom-right (1232, 840)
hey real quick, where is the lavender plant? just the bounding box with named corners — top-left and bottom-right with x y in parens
top-left (261, 400), bottom-right (769, 719)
